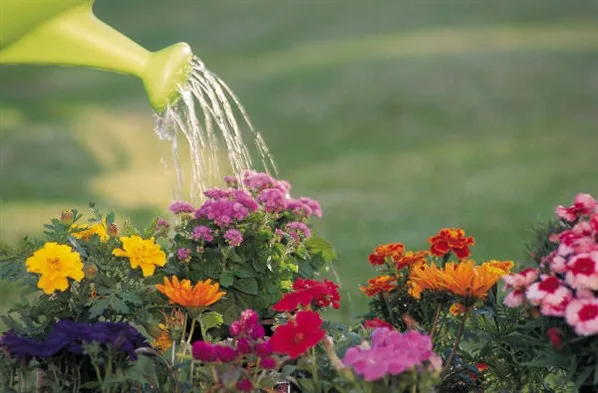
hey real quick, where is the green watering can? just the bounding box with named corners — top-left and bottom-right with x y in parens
top-left (0, 0), bottom-right (192, 111)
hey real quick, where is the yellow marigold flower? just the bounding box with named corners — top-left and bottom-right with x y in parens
top-left (360, 275), bottom-right (397, 297)
top-left (437, 260), bottom-right (503, 303)
top-left (449, 302), bottom-right (468, 316)
top-left (152, 324), bottom-right (173, 354)
top-left (482, 260), bottom-right (514, 275)
top-left (25, 242), bottom-right (84, 295)
top-left (72, 220), bottom-right (109, 242)
top-left (407, 263), bottom-right (444, 299)
top-left (156, 276), bottom-right (226, 310)
top-left (113, 236), bottom-right (166, 277)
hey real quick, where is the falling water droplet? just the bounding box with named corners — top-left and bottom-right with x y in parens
top-left (154, 56), bottom-right (277, 202)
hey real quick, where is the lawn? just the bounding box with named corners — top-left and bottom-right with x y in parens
top-left (1, 0), bottom-right (597, 321)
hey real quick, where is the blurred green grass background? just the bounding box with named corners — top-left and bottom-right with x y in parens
top-left (1, 0), bottom-right (598, 321)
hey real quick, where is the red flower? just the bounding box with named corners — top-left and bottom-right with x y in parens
top-left (546, 327), bottom-right (562, 350)
top-left (270, 310), bottom-right (325, 358)
top-left (272, 279), bottom-right (341, 312)
top-left (428, 228), bottom-right (475, 259)
top-left (368, 243), bottom-right (405, 266)
top-left (475, 362), bottom-right (490, 372)
top-left (364, 318), bottom-right (393, 329)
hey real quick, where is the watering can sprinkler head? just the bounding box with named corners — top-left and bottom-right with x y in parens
top-left (0, 0), bottom-right (192, 112)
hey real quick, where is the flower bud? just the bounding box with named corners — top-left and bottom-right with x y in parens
top-left (84, 264), bottom-right (98, 280)
top-left (60, 209), bottom-right (74, 225)
top-left (107, 223), bottom-right (120, 237)
top-left (237, 338), bottom-right (252, 355)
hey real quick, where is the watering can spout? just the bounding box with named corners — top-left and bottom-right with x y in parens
top-left (0, 0), bottom-right (192, 111)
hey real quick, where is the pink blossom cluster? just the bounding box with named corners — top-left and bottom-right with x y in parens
top-left (285, 221), bottom-right (311, 242)
top-left (242, 171), bottom-right (290, 194)
top-left (192, 225), bottom-right (213, 242)
top-left (192, 310), bottom-right (276, 391)
top-left (224, 229), bottom-right (243, 247)
top-left (195, 189), bottom-right (259, 227)
top-left (343, 328), bottom-right (441, 381)
top-left (503, 193), bottom-right (598, 336)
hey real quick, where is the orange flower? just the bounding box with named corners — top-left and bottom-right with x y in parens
top-left (156, 276), bottom-right (226, 310)
top-left (368, 243), bottom-right (404, 265)
top-left (449, 302), bottom-right (468, 316)
top-left (428, 228), bottom-right (475, 259)
top-left (482, 260), bottom-right (514, 275)
top-left (360, 275), bottom-right (397, 297)
top-left (407, 263), bottom-right (444, 299)
top-left (436, 261), bottom-right (503, 303)
top-left (152, 324), bottom-right (173, 354)
top-left (396, 250), bottom-right (429, 270)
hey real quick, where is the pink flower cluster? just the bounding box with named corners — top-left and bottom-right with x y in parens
top-left (224, 229), bottom-right (243, 247)
top-left (343, 328), bottom-right (441, 381)
top-left (192, 310), bottom-right (277, 391)
top-left (285, 221), bottom-right (311, 242)
top-left (195, 189), bottom-right (259, 227)
top-left (503, 193), bottom-right (598, 336)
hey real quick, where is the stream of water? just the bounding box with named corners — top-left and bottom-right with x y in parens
top-left (154, 56), bottom-right (277, 202)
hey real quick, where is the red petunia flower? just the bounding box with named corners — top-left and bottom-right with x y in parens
top-left (428, 228), bottom-right (475, 259)
top-left (270, 310), bottom-right (325, 358)
top-left (364, 318), bottom-right (393, 329)
top-left (475, 362), bottom-right (490, 372)
top-left (272, 279), bottom-right (341, 312)
top-left (368, 243), bottom-right (405, 266)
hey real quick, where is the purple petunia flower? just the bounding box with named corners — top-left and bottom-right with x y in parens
top-left (1, 321), bottom-right (148, 361)
top-left (224, 229), bottom-right (243, 247)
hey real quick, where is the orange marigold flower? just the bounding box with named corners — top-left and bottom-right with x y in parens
top-left (156, 276), bottom-right (226, 311)
top-left (428, 228), bottom-right (475, 259)
top-left (449, 302), bottom-right (468, 316)
top-left (368, 243), bottom-right (404, 265)
top-left (360, 275), bottom-right (397, 297)
top-left (396, 250), bottom-right (429, 270)
top-left (407, 263), bottom-right (444, 299)
top-left (482, 260), bottom-right (514, 275)
top-left (437, 260), bottom-right (503, 303)
top-left (152, 324), bottom-right (173, 354)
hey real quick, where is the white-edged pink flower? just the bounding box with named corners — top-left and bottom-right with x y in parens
top-left (556, 193), bottom-right (597, 222)
top-left (526, 276), bottom-right (572, 310)
top-left (565, 298), bottom-right (598, 336)
top-left (503, 268), bottom-right (538, 289)
top-left (504, 289), bottom-right (525, 308)
top-left (540, 292), bottom-right (572, 317)
top-left (565, 251), bottom-right (598, 290)
top-left (550, 255), bottom-right (567, 274)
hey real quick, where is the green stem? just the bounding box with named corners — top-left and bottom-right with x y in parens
top-left (187, 318), bottom-right (197, 348)
top-left (381, 292), bottom-right (396, 327)
top-left (429, 304), bottom-right (442, 340)
top-left (310, 346), bottom-right (320, 392)
top-left (442, 310), bottom-right (467, 375)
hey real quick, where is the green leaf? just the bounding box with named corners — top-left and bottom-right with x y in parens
top-left (252, 258), bottom-right (267, 272)
top-left (198, 311), bottom-right (224, 332)
top-left (306, 236), bottom-right (337, 262)
top-left (234, 265), bottom-right (256, 278)
top-left (234, 277), bottom-right (258, 295)
top-left (220, 271), bottom-right (235, 287)
top-left (88, 297), bottom-right (110, 319)
top-left (110, 295), bottom-right (130, 314)
top-left (118, 291), bottom-right (142, 305)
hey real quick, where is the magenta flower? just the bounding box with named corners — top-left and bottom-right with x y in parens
top-left (177, 247), bottom-right (191, 260)
top-left (224, 229), bottom-right (243, 247)
top-left (261, 356), bottom-right (277, 369)
top-left (192, 341), bottom-right (217, 362)
top-left (343, 328), bottom-right (438, 381)
top-left (214, 344), bottom-right (236, 362)
top-left (257, 188), bottom-right (288, 213)
top-left (242, 171), bottom-right (290, 194)
top-left (285, 221), bottom-right (311, 242)
top-left (169, 201), bottom-right (194, 214)
top-left (192, 225), bottom-right (214, 242)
